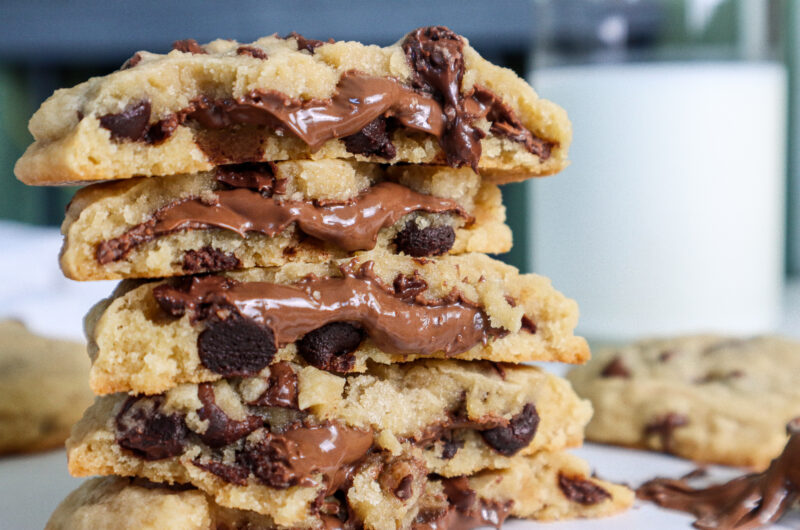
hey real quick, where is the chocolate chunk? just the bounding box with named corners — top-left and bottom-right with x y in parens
top-left (236, 46), bottom-right (268, 59)
top-left (197, 314), bottom-right (277, 376)
top-left (215, 162), bottom-right (278, 194)
top-left (378, 458), bottom-right (420, 501)
top-left (504, 295), bottom-right (517, 307)
top-left (442, 476), bottom-right (476, 512)
top-left (403, 26), bottom-right (484, 170)
top-left (600, 356), bottom-right (631, 378)
top-left (297, 322), bottom-right (364, 373)
top-left (145, 115), bottom-right (180, 145)
top-left (342, 117), bottom-right (397, 159)
top-left (644, 413), bottom-right (689, 454)
top-left (394, 221), bottom-right (455, 257)
top-left (440, 431), bottom-right (464, 459)
top-left (480, 403), bottom-right (539, 456)
top-left (393, 475), bottom-right (414, 500)
top-left (115, 396), bottom-right (188, 460)
top-left (248, 361), bottom-right (299, 409)
top-left (236, 435), bottom-right (301, 488)
top-left (287, 32), bottom-right (333, 54)
top-left (99, 100), bottom-right (152, 142)
top-left (96, 218), bottom-right (156, 264)
top-left (196, 383), bottom-right (261, 447)
top-left (558, 474), bottom-right (612, 505)
top-left (520, 315), bottom-right (537, 334)
top-left (120, 52), bottom-right (142, 70)
top-left (392, 271), bottom-right (428, 302)
top-left (182, 247), bottom-right (241, 274)
top-left (193, 459), bottom-right (250, 486)
top-left (658, 350), bottom-right (676, 362)
top-left (172, 39), bottom-right (207, 54)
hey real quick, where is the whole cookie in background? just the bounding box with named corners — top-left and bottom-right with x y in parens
top-left (0, 319), bottom-right (93, 454)
top-left (567, 335), bottom-right (800, 469)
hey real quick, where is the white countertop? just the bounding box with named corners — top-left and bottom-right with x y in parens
top-left (0, 221), bottom-right (797, 529)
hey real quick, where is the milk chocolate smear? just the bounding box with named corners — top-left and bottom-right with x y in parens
top-left (637, 424), bottom-right (800, 529)
top-left (96, 178), bottom-right (470, 265)
top-left (153, 260), bottom-right (497, 365)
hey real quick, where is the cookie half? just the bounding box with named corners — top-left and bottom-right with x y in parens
top-left (567, 335), bottom-right (800, 468)
top-left (85, 252), bottom-right (588, 395)
top-left (0, 320), bottom-right (94, 454)
top-left (61, 161), bottom-right (510, 281)
top-left (16, 27), bottom-right (570, 185)
top-left (65, 362), bottom-right (627, 525)
top-left (50, 452), bottom-right (631, 529)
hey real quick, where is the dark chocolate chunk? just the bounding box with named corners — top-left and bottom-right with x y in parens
top-left (172, 39), bottom-right (207, 54)
top-left (182, 247), bottom-right (241, 274)
top-left (96, 219), bottom-right (156, 264)
top-left (600, 356), bottom-right (631, 378)
top-left (558, 474), bottom-right (612, 505)
top-left (442, 476), bottom-right (476, 512)
top-left (644, 413), bottom-right (689, 454)
top-left (237, 435), bottom-right (300, 488)
top-left (236, 46), bottom-right (268, 59)
top-left (394, 475), bottom-right (414, 501)
top-left (248, 361), bottom-right (299, 409)
top-left (196, 383), bottom-right (262, 447)
top-left (342, 117), bottom-right (397, 159)
top-left (504, 295), bottom-right (517, 307)
top-left (120, 52), bottom-right (142, 70)
top-left (480, 403), bottom-right (539, 456)
top-left (392, 271), bottom-right (428, 302)
top-left (296, 322), bottom-right (364, 373)
top-left (520, 315), bottom-right (537, 334)
top-left (145, 115), bottom-right (180, 145)
top-left (287, 32), bottom-right (333, 54)
top-left (99, 100), bottom-right (152, 142)
top-left (393, 221), bottom-right (455, 257)
top-left (440, 431), bottom-right (464, 460)
top-left (197, 314), bottom-right (277, 376)
top-left (193, 459), bottom-right (250, 486)
top-left (215, 162), bottom-right (278, 194)
top-left (115, 396), bottom-right (188, 460)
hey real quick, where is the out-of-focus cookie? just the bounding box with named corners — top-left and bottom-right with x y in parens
top-left (0, 320), bottom-right (93, 454)
top-left (567, 335), bottom-right (800, 468)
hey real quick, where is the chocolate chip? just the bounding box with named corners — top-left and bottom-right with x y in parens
top-left (172, 39), bottom-right (207, 54)
top-left (644, 413), bottom-right (689, 454)
top-left (193, 459), bottom-right (250, 486)
top-left (296, 322), bottom-right (363, 373)
top-left (440, 431), bottom-right (464, 459)
top-left (237, 433), bottom-right (302, 488)
top-left (394, 475), bottom-right (414, 500)
top-left (520, 315), bottom-right (537, 334)
top-left (394, 221), bottom-right (455, 257)
top-left (378, 458), bottom-right (419, 501)
top-left (658, 350), bottom-right (676, 362)
top-left (236, 46), bottom-right (268, 59)
top-left (248, 362), bottom-right (299, 409)
top-left (287, 32), bottom-right (333, 54)
top-left (504, 295), bottom-right (517, 307)
top-left (342, 117), bottom-right (397, 159)
top-left (480, 403), bottom-right (539, 456)
top-left (182, 247), bottom-right (241, 274)
top-left (392, 271), bottom-right (428, 301)
top-left (600, 357), bottom-right (631, 378)
top-left (115, 396), bottom-right (188, 460)
top-left (558, 474), bottom-right (612, 505)
top-left (442, 476), bottom-right (476, 512)
top-left (99, 100), bottom-right (152, 142)
top-left (198, 314), bottom-right (277, 376)
top-left (196, 383), bottom-right (262, 447)
top-left (120, 52), bottom-right (142, 70)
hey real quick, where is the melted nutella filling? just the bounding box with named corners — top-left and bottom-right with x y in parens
top-left (153, 261), bottom-right (498, 358)
top-left (96, 27), bottom-right (555, 169)
top-left (413, 476), bottom-right (512, 530)
top-left (637, 426), bottom-right (800, 529)
top-left (96, 179), bottom-right (470, 264)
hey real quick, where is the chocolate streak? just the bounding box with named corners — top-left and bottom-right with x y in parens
top-left (154, 260), bottom-right (496, 357)
top-left (637, 426), bottom-right (800, 529)
top-left (96, 181), bottom-right (470, 264)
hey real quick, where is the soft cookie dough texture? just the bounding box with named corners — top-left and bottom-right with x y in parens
top-left (85, 251), bottom-right (589, 395)
top-left (60, 161), bottom-right (511, 281)
top-left (0, 320), bottom-right (94, 454)
top-left (568, 335), bottom-right (800, 469)
top-left (16, 30), bottom-right (570, 185)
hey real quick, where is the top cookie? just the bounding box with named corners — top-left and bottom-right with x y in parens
top-left (15, 27), bottom-right (570, 185)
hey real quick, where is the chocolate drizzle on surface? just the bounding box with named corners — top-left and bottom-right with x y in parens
top-left (95, 179), bottom-right (469, 265)
top-left (153, 260), bottom-right (499, 359)
top-left (98, 27), bottom-right (554, 168)
top-left (637, 426), bottom-right (800, 529)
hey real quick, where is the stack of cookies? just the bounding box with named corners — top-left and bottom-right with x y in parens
top-left (17, 27), bottom-right (633, 529)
